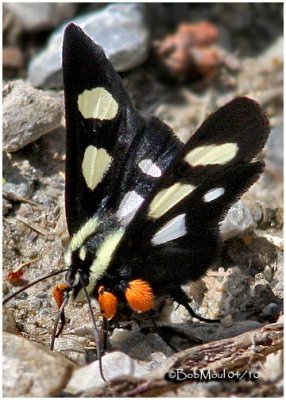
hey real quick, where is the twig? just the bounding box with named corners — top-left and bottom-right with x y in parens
top-left (82, 321), bottom-right (283, 397)
top-left (3, 192), bottom-right (44, 208)
top-left (16, 216), bottom-right (49, 236)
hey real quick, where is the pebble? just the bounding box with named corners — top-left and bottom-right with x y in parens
top-left (260, 303), bottom-right (280, 319)
top-left (220, 200), bottom-right (256, 241)
top-left (3, 80), bottom-right (63, 152)
top-left (3, 46), bottom-right (24, 71)
top-left (64, 351), bottom-right (148, 394)
top-left (28, 3), bottom-right (150, 88)
top-left (3, 332), bottom-right (75, 397)
top-left (266, 125), bottom-right (283, 176)
top-left (3, 181), bottom-right (32, 198)
top-left (125, 333), bottom-right (173, 361)
top-left (3, 309), bottom-right (18, 334)
top-left (4, 3), bottom-right (77, 32)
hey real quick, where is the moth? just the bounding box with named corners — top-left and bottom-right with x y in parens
top-left (61, 23), bottom-right (269, 323)
top-left (4, 23), bottom-right (270, 365)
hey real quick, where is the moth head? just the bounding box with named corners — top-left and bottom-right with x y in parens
top-left (64, 247), bottom-right (93, 300)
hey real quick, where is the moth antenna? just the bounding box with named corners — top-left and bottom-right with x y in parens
top-left (78, 273), bottom-right (106, 382)
top-left (3, 269), bottom-right (69, 305)
top-left (50, 292), bottom-right (70, 350)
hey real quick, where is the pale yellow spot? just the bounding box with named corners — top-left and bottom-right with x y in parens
top-left (84, 229), bottom-right (125, 295)
top-left (82, 145), bottom-right (112, 190)
top-left (77, 87), bottom-right (118, 120)
top-left (149, 183), bottom-right (196, 219)
top-left (79, 246), bottom-right (87, 261)
top-left (65, 218), bottom-right (98, 266)
top-left (184, 143), bottom-right (238, 167)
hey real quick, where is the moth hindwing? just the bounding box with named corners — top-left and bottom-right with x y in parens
top-left (62, 23), bottom-right (270, 320)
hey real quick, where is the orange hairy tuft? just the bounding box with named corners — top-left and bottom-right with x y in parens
top-left (98, 285), bottom-right (118, 320)
top-left (125, 279), bottom-right (154, 313)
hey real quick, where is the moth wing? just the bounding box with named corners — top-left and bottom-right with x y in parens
top-left (112, 97), bottom-right (269, 271)
top-left (63, 24), bottom-right (181, 234)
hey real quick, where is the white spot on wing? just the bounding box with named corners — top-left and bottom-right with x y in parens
top-left (152, 214), bottom-right (187, 245)
top-left (82, 145), bottom-right (111, 190)
top-left (138, 159), bottom-right (162, 177)
top-left (77, 87), bottom-right (118, 120)
top-left (117, 191), bottom-right (144, 225)
top-left (149, 183), bottom-right (196, 219)
top-left (204, 187), bottom-right (225, 202)
top-left (184, 143), bottom-right (238, 166)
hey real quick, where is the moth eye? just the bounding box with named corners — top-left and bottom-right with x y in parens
top-left (125, 279), bottom-right (154, 313)
top-left (97, 286), bottom-right (118, 320)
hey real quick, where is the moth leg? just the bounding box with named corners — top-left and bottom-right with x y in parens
top-left (102, 317), bottom-right (109, 352)
top-left (172, 287), bottom-right (221, 323)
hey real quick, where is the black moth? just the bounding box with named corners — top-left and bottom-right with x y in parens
top-left (62, 23), bottom-right (269, 323)
top-left (4, 23), bottom-right (270, 377)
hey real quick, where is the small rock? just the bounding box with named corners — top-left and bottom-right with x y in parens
top-left (3, 309), bottom-right (18, 334)
top-left (220, 314), bottom-right (233, 328)
top-left (260, 349), bottom-right (283, 382)
top-left (260, 303), bottom-right (280, 320)
top-left (3, 80), bottom-right (63, 152)
top-left (3, 198), bottom-right (12, 215)
top-left (28, 4), bottom-right (150, 88)
top-left (127, 333), bottom-right (173, 361)
top-left (64, 351), bottom-right (148, 394)
top-left (266, 125), bottom-right (283, 176)
top-left (221, 200), bottom-right (256, 240)
top-left (263, 265), bottom-right (274, 282)
top-left (3, 46), bottom-right (24, 71)
top-left (4, 3), bottom-right (77, 32)
top-left (3, 332), bottom-right (75, 397)
top-left (155, 21), bottom-right (220, 81)
top-left (3, 181), bottom-right (32, 198)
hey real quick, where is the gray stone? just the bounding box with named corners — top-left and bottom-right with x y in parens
top-left (127, 333), bottom-right (173, 361)
top-left (220, 200), bottom-right (256, 240)
top-left (64, 351), bottom-right (148, 394)
top-left (266, 125), bottom-right (283, 175)
top-left (4, 3), bottom-right (77, 32)
top-left (3, 181), bottom-right (32, 198)
top-left (28, 4), bottom-right (150, 88)
top-left (3, 80), bottom-right (63, 152)
top-left (3, 332), bottom-right (75, 397)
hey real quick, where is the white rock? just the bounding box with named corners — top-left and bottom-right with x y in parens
top-left (65, 351), bottom-right (148, 393)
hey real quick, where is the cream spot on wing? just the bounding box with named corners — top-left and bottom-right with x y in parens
top-left (149, 183), bottom-right (196, 219)
top-left (82, 145), bottom-right (112, 190)
top-left (203, 187), bottom-right (225, 202)
top-left (184, 143), bottom-right (238, 166)
top-left (77, 87), bottom-right (118, 120)
top-left (65, 218), bottom-right (99, 266)
top-left (117, 191), bottom-right (144, 226)
top-left (138, 159), bottom-right (162, 177)
top-left (151, 214), bottom-right (187, 245)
